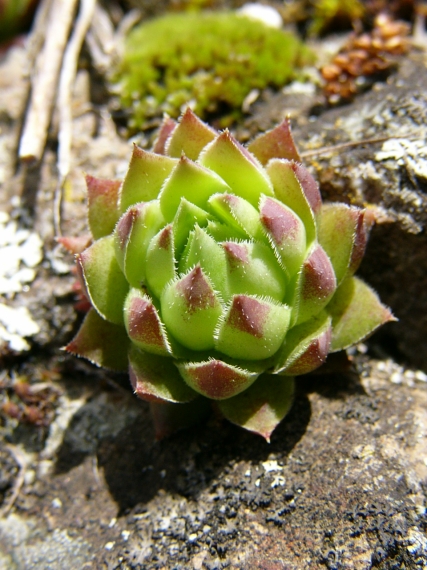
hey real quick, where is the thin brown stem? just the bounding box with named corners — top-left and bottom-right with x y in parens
top-left (300, 134), bottom-right (421, 159)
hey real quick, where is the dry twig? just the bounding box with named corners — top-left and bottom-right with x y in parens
top-left (54, 0), bottom-right (97, 236)
top-left (85, 2), bottom-right (118, 74)
top-left (0, 445), bottom-right (28, 518)
top-left (19, 0), bottom-right (79, 162)
top-left (300, 133), bottom-right (421, 159)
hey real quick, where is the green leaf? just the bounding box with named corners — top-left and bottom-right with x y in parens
top-left (247, 116), bottom-right (300, 165)
top-left (177, 358), bottom-right (260, 400)
top-left (222, 240), bottom-right (286, 303)
top-left (291, 162), bottom-right (322, 217)
top-left (114, 201), bottom-right (165, 288)
top-left (161, 266), bottom-right (224, 351)
top-left (199, 131), bottom-right (274, 207)
top-left (146, 224), bottom-right (176, 299)
top-left (259, 195), bottom-right (306, 279)
top-left (293, 244), bottom-right (336, 325)
top-left (119, 145), bottom-right (177, 213)
top-left (266, 159), bottom-right (317, 244)
top-left (274, 312), bottom-right (332, 375)
top-left (205, 220), bottom-right (247, 242)
top-left (86, 175), bottom-right (121, 240)
top-left (77, 236), bottom-right (129, 324)
top-left (318, 203), bottom-right (365, 285)
top-left (159, 155), bottom-right (230, 221)
top-left (207, 192), bottom-right (265, 242)
top-left (65, 308), bottom-right (129, 372)
top-left (129, 344), bottom-right (197, 403)
top-left (327, 276), bottom-right (395, 352)
top-left (172, 198), bottom-right (212, 255)
top-left (218, 374), bottom-right (295, 441)
top-left (180, 225), bottom-right (227, 296)
top-left (124, 289), bottom-right (173, 356)
top-left (166, 108), bottom-right (216, 160)
top-left (215, 295), bottom-right (291, 360)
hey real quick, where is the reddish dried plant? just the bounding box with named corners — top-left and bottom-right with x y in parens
top-left (321, 13), bottom-right (410, 103)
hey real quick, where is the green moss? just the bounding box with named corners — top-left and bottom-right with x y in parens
top-left (0, 0), bottom-right (36, 41)
top-left (309, 0), bottom-right (365, 36)
top-left (113, 11), bottom-right (314, 130)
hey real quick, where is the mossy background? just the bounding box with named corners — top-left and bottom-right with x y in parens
top-left (113, 11), bottom-right (314, 130)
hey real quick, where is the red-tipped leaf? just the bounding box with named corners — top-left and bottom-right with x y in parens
top-left (166, 108), bottom-right (216, 160)
top-left (124, 289), bottom-right (172, 356)
top-left (199, 130), bottom-right (274, 207)
top-left (274, 312), bottom-right (332, 375)
top-left (152, 116), bottom-right (177, 154)
top-left (177, 358), bottom-right (259, 400)
top-left (294, 244), bottom-right (336, 325)
top-left (218, 374), bottom-right (295, 441)
top-left (77, 235), bottom-right (129, 325)
top-left (65, 308), bottom-right (129, 372)
top-left (248, 116), bottom-right (300, 165)
top-left (119, 145), bottom-right (177, 213)
top-left (215, 295), bottom-right (291, 360)
top-left (86, 174), bottom-right (121, 239)
top-left (129, 345), bottom-right (197, 403)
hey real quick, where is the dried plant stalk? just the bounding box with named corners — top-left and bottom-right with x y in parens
top-left (19, 0), bottom-right (79, 162)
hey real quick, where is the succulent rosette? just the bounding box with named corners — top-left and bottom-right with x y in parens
top-left (66, 109), bottom-right (393, 440)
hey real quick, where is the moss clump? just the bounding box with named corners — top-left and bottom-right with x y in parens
top-left (113, 11), bottom-right (313, 130)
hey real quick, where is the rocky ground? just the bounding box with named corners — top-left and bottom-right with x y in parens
top-left (0, 9), bottom-right (427, 570)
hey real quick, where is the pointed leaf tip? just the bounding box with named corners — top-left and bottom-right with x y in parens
top-left (290, 162), bottom-right (322, 217)
top-left (200, 130), bottom-right (274, 207)
top-left (124, 289), bottom-right (172, 356)
top-left (65, 308), bottom-right (129, 371)
top-left (328, 276), bottom-right (396, 352)
top-left (129, 345), bottom-right (197, 404)
top-left (215, 295), bottom-right (291, 360)
top-left (57, 235), bottom-right (91, 254)
top-left (274, 312), bottom-right (332, 376)
top-left (218, 374), bottom-right (295, 441)
top-left (318, 203), bottom-right (370, 285)
top-left (119, 145), bottom-right (177, 212)
top-left (178, 359), bottom-right (259, 400)
top-left (166, 108), bottom-right (217, 160)
top-left (266, 159), bottom-right (317, 245)
top-left (161, 266), bottom-right (223, 351)
top-left (248, 116), bottom-right (300, 165)
top-left (296, 244), bottom-right (337, 324)
top-left (153, 116), bottom-right (177, 154)
top-left (159, 155), bottom-right (230, 221)
top-left (86, 174), bottom-right (121, 239)
top-left (259, 195), bottom-right (306, 277)
top-left (78, 235), bottom-right (129, 325)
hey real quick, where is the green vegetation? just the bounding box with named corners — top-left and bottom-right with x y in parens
top-left (113, 11), bottom-right (313, 130)
top-left (0, 0), bottom-right (37, 41)
top-left (309, 0), bottom-right (365, 36)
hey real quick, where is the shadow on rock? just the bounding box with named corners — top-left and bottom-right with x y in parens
top-left (97, 390), bottom-right (311, 514)
top-left (53, 375), bottom-right (312, 514)
top-left (53, 360), bottom-right (377, 515)
top-left (298, 369), bottom-right (382, 426)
